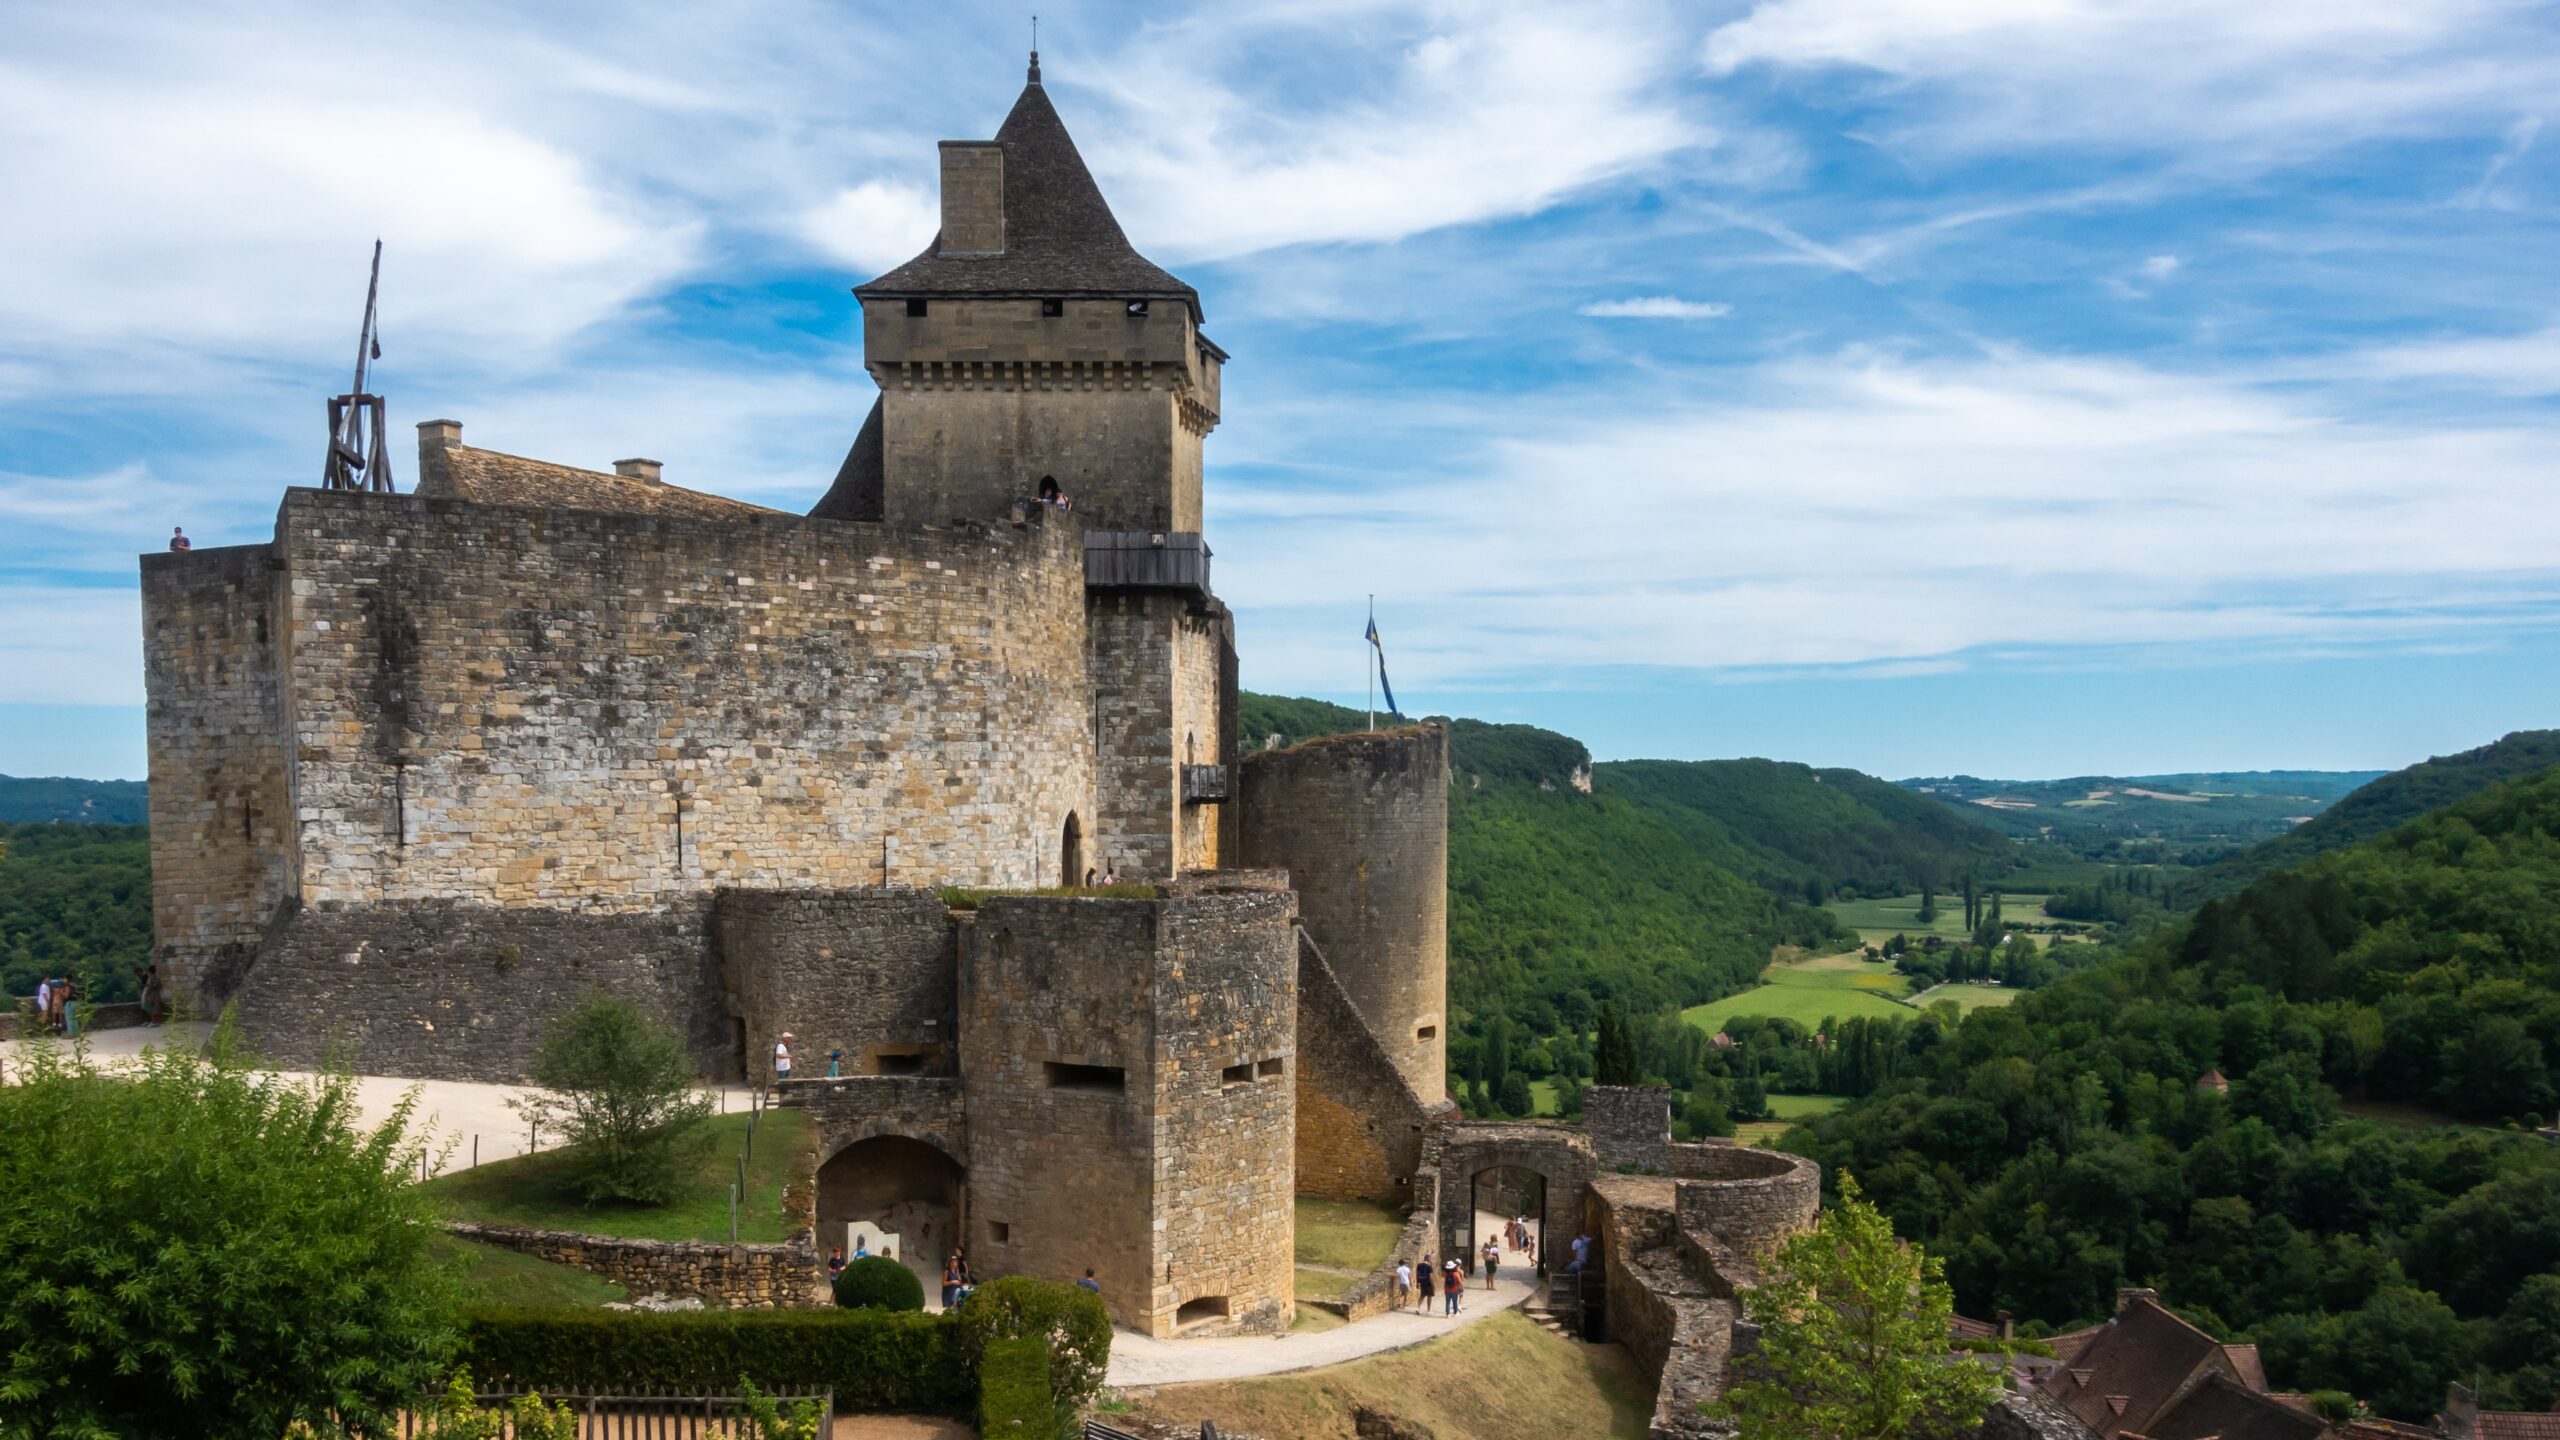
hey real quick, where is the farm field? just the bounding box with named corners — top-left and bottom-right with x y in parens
top-left (1909, 981), bottom-right (2023, 1014)
top-left (1737, 1092), bottom-right (1849, 1145)
top-left (1681, 950), bottom-right (1915, 1031)
top-left (1827, 891), bottom-right (2068, 946)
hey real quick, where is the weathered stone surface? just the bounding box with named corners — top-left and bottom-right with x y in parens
top-left (447, 1221), bottom-right (829, 1309)
top-left (1293, 930), bottom-right (1436, 1204)
top-left (1587, 1085), bottom-right (1674, 1174)
top-left (715, 887), bottom-right (958, 1081)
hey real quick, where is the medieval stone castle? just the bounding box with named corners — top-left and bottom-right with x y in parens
top-left (141, 61), bottom-right (1814, 1425)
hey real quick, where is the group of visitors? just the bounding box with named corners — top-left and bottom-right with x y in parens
top-left (1500, 1214), bottom-right (1536, 1254)
top-left (29, 975), bottom-right (84, 1035)
top-left (1392, 1256), bottom-right (1471, 1316)
top-left (824, 1234), bottom-right (882, 1278)
top-left (1036, 477), bottom-right (1074, 510)
top-left (1079, 862), bottom-right (1121, 887)
top-left (940, 1248), bottom-right (980, 1309)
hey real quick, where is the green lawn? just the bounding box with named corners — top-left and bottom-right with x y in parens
top-left (1295, 1196), bottom-right (1406, 1273)
top-left (420, 1109), bottom-right (812, 1244)
top-left (1682, 951), bottom-right (1916, 1031)
top-left (1827, 891), bottom-right (2054, 944)
top-left (1909, 982), bottom-right (2023, 1014)
top-left (1295, 1266), bottom-right (1359, 1301)
top-left (1736, 1092), bottom-right (1849, 1145)
top-left (431, 1233), bottom-right (627, 1308)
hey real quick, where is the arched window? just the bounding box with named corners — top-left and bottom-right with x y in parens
top-left (1060, 812), bottom-right (1084, 889)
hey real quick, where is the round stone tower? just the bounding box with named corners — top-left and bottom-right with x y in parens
top-left (1237, 723), bottom-right (1448, 1101)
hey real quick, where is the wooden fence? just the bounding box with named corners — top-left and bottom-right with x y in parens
top-left (395, 1387), bottom-right (832, 1438)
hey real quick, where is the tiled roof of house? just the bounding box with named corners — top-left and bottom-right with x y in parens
top-left (2132, 1374), bottom-right (2329, 1440)
top-left (1953, 1314), bottom-right (2005, 1340)
top-left (419, 446), bottom-right (781, 521)
top-left (856, 71), bottom-right (1199, 316)
top-left (2478, 1413), bottom-right (2560, 1440)
top-left (2221, 1344), bottom-right (2270, 1392)
top-left (2046, 1297), bottom-right (2237, 1440)
top-left (2052, 1323), bottom-right (2108, 1362)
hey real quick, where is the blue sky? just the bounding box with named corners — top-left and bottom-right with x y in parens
top-left (4, 0), bottom-right (2558, 781)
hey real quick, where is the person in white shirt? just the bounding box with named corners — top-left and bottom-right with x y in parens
top-left (773, 1033), bottom-right (795, 1094)
top-left (1394, 1260), bottom-right (1414, 1308)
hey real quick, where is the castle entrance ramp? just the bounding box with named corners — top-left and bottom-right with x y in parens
top-left (817, 1134), bottom-right (965, 1307)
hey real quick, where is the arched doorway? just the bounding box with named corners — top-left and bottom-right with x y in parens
top-left (1060, 812), bottom-right (1084, 888)
top-left (1469, 1165), bottom-right (1547, 1300)
top-left (817, 1135), bottom-right (966, 1309)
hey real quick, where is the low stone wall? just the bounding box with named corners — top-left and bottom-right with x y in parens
top-left (447, 1221), bottom-right (829, 1309)
top-left (1319, 1188), bottom-right (1443, 1324)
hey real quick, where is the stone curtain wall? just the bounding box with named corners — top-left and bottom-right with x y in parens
top-left (1171, 607), bottom-right (1226, 872)
top-left (1238, 724), bottom-right (1449, 1100)
top-left (446, 1222), bottom-right (828, 1309)
top-left (1590, 1175), bottom-right (1744, 1440)
top-left (231, 898), bottom-right (726, 1082)
top-left (267, 488), bottom-right (1095, 910)
top-left (1585, 1085), bottom-right (1675, 1174)
top-left (1293, 930), bottom-right (1433, 1204)
top-left (1150, 892), bottom-right (1297, 1338)
top-left (780, 1075), bottom-right (968, 1166)
top-left (714, 889), bottom-right (958, 1081)
top-left (141, 544), bottom-right (296, 1012)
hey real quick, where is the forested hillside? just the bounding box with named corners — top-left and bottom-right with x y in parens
top-left (0, 775), bottom-right (148, 825)
top-left (0, 823), bottom-right (151, 1002)
top-left (1899, 771), bottom-right (2373, 863)
top-left (2185, 728), bottom-right (2560, 900)
top-left (1605, 758), bottom-right (2017, 902)
top-left (1784, 761), bottom-right (2560, 1418)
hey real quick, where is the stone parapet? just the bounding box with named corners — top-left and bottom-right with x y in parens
top-left (1671, 1145), bottom-right (1820, 1264)
top-left (446, 1221), bottom-right (829, 1309)
top-left (1586, 1085), bottom-right (1674, 1173)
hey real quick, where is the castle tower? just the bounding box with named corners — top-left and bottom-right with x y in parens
top-left (1238, 725), bottom-right (1450, 1101)
top-left (820, 59), bottom-right (1236, 882)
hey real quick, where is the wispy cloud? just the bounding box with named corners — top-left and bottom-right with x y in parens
top-left (1579, 296), bottom-right (1733, 319)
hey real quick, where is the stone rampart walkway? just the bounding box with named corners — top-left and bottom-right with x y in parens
top-left (1106, 1268), bottom-right (1535, 1388)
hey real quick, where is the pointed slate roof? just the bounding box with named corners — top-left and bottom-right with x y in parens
top-left (855, 67), bottom-right (1199, 317)
top-left (808, 396), bottom-right (884, 521)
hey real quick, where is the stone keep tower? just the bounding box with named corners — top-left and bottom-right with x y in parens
top-left (819, 58), bottom-right (1237, 882)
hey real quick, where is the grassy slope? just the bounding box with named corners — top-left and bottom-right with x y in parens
top-left (421, 1109), bottom-right (811, 1243)
top-left (2187, 729), bottom-right (2560, 901)
top-left (1680, 952), bottom-right (1916, 1030)
top-left (431, 1232), bottom-right (627, 1308)
top-left (1295, 1196), bottom-right (1406, 1272)
top-left (1126, 1310), bottom-right (1653, 1440)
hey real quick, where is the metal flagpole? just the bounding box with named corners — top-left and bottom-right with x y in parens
top-left (1367, 595), bottom-right (1376, 731)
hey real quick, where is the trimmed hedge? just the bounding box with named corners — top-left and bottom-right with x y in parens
top-left (460, 1307), bottom-right (970, 1413)
top-left (977, 1336), bottom-right (1055, 1440)
top-left (954, 1278), bottom-right (1111, 1410)
top-left (834, 1256), bottom-right (925, 1312)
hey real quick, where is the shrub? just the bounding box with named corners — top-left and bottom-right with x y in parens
top-left (418, 1370), bottom-right (577, 1440)
top-left (0, 1017), bottom-right (459, 1438)
top-left (977, 1336), bottom-right (1057, 1440)
top-left (955, 1277), bottom-right (1111, 1410)
top-left (835, 1255), bottom-right (926, 1312)
top-left (509, 993), bottom-right (714, 1205)
top-left (737, 1374), bottom-right (828, 1440)
top-left (460, 1307), bottom-right (970, 1414)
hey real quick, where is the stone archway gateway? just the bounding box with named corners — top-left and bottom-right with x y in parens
top-left (816, 1133), bottom-right (966, 1305)
top-left (1432, 1123), bottom-right (1598, 1278)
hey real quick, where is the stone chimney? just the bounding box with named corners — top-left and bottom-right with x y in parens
top-left (613, 458), bottom-right (663, 484)
top-left (2441, 1384), bottom-right (2479, 1440)
top-left (417, 420), bottom-right (462, 489)
top-left (2115, 1287), bottom-right (2158, 1314)
top-left (1997, 1310), bottom-right (2014, 1341)
top-left (937, 141), bottom-right (1005, 256)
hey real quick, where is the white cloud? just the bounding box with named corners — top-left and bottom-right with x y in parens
top-left (2327, 325), bottom-right (2560, 396)
top-left (1215, 346), bottom-right (2560, 692)
top-left (2140, 255), bottom-right (2181, 280)
top-left (1701, 0), bottom-right (2560, 167)
top-left (1578, 296), bottom-right (1733, 319)
top-left (797, 181), bottom-right (942, 273)
top-left (2454, 114), bottom-right (2542, 209)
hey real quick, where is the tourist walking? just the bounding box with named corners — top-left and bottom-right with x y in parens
top-left (1414, 1260), bottom-right (1435, 1315)
top-left (772, 1033), bottom-right (795, 1093)
top-left (1483, 1238), bottom-right (1501, 1290)
top-left (1394, 1259), bottom-right (1413, 1309)
top-left (826, 1246), bottom-right (847, 1278)
top-left (1443, 1260), bottom-right (1464, 1315)
top-left (1077, 1267), bottom-right (1102, 1296)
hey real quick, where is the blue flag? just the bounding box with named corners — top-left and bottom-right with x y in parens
top-left (1365, 616), bottom-right (1400, 717)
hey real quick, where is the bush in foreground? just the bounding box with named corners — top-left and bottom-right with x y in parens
top-left (835, 1254), bottom-right (926, 1312)
top-left (460, 1307), bottom-right (970, 1414)
top-left (0, 1018), bottom-right (459, 1438)
top-left (956, 1277), bottom-right (1111, 1412)
top-left (977, 1336), bottom-right (1057, 1440)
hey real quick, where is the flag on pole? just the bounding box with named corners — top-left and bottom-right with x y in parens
top-left (1364, 615), bottom-right (1400, 717)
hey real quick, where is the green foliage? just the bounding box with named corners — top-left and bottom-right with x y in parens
top-left (0, 775), bottom-right (148, 824)
top-left (834, 1255), bottom-right (926, 1312)
top-left (0, 821), bottom-right (150, 1003)
top-left (1607, 758), bottom-right (2018, 902)
top-left (2191, 729), bottom-right (2560, 900)
top-left (422, 1110), bottom-right (810, 1244)
top-left (977, 1336), bottom-right (1058, 1440)
top-left (459, 1306), bottom-right (971, 1413)
top-left (1593, 1005), bottom-right (1640, 1086)
top-left (954, 1277), bottom-right (1111, 1412)
top-left (736, 1374), bottom-right (829, 1440)
top-left (511, 993), bottom-right (715, 1206)
top-left (418, 1370), bottom-right (578, 1440)
top-left (1785, 761), bottom-right (2560, 1417)
top-left (1714, 1176), bottom-right (1999, 1440)
top-left (0, 1017), bottom-right (460, 1437)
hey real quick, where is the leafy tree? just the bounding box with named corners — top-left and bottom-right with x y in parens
top-left (1916, 882), bottom-right (1938, 924)
top-left (511, 993), bottom-right (714, 1206)
top-left (1716, 1176), bottom-right (1999, 1440)
top-left (0, 1019), bottom-right (459, 1437)
top-left (1497, 1070), bottom-right (1534, 1117)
